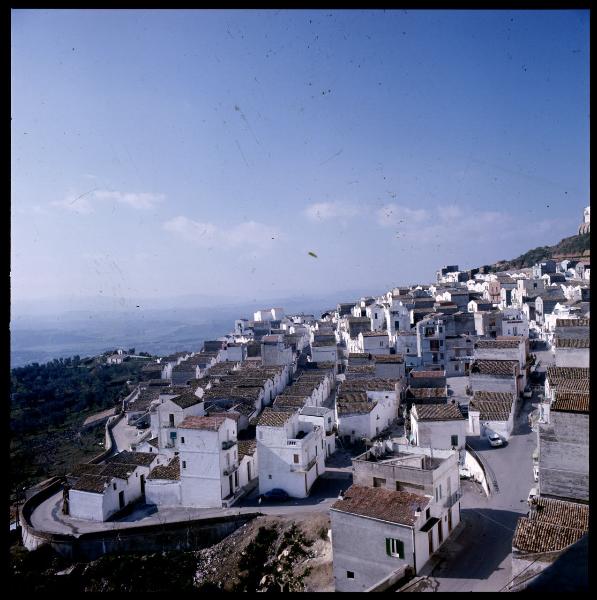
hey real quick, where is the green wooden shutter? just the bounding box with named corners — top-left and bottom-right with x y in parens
top-left (397, 539), bottom-right (404, 558)
top-left (385, 538), bottom-right (391, 556)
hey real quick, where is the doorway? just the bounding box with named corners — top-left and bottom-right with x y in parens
top-left (140, 474), bottom-right (145, 496)
top-left (428, 530), bottom-right (433, 555)
top-left (118, 490), bottom-right (125, 510)
top-left (448, 508), bottom-right (452, 532)
top-left (438, 521), bottom-right (443, 544)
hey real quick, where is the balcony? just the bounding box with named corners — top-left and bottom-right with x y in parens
top-left (222, 440), bottom-right (237, 451)
top-left (443, 489), bottom-right (461, 509)
top-left (223, 463), bottom-right (239, 476)
top-left (290, 456), bottom-right (317, 473)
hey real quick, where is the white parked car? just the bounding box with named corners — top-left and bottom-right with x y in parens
top-left (488, 433), bottom-right (503, 447)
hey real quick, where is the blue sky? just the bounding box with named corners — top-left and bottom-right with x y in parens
top-left (11, 9), bottom-right (589, 313)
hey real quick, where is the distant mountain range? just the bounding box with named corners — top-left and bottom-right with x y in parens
top-left (487, 232), bottom-right (590, 273)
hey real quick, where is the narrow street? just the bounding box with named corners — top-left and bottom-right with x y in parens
top-left (417, 393), bottom-right (538, 592)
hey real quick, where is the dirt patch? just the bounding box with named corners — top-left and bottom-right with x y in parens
top-left (195, 512), bottom-right (333, 592)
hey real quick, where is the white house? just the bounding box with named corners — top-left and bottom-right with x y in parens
top-left (178, 415), bottom-right (241, 508)
top-left (410, 403), bottom-right (467, 452)
top-left (237, 439), bottom-right (259, 490)
top-left (336, 388), bottom-right (398, 444)
top-left (468, 391), bottom-right (516, 440)
top-left (145, 455), bottom-right (182, 508)
top-left (332, 444), bottom-right (462, 591)
top-left (261, 335), bottom-right (294, 367)
top-left (299, 405), bottom-right (337, 458)
top-left (154, 391), bottom-right (205, 453)
top-left (67, 451), bottom-right (158, 521)
top-left (311, 340), bottom-right (338, 364)
top-left (554, 337), bottom-right (590, 368)
top-left (500, 308), bottom-right (529, 337)
top-left (256, 408), bottom-right (326, 498)
top-left (358, 331), bottom-right (391, 355)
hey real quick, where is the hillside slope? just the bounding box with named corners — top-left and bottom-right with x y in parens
top-left (489, 232), bottom-right (590, 272)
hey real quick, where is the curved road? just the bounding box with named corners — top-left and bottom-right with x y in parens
top-left (418, 394), bottom-right (538, 592)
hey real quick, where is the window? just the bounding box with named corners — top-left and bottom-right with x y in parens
top-left (426, 508), bottom-right (430, 520)
top-left (181, 436), bottom-right (185, 444)
top-left (346, 571), bottom-right (354, 579)
top-left (182, 461), bottom-right (186, 469)
top-left (373, 477), bottom-right (386, 488)
top-left (268, 474), bottom-right (272, 479)
top-left (293, 454), bottom-right (300, 464)
top-left (386, 538), bottom-right (404, 558)
top-left (170, 431), bottom-right (177, 439)
top-left (113, 483), bottom-right (117, 490)
top-left (451, 435), bottom-right (458, 447)
top-left (169, 414), bottom-right (175, 427)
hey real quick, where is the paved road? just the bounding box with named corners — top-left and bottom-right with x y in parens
top-left (419, 394), bottom-right (537, 592)
top-left (28, 467), bottom-right (350, 535)
top-left (111, 417), bottom-right (145, 453)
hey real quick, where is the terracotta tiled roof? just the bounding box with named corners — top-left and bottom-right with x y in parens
top-left (551, 392), bottom-right (589, 414)
top-left (148, 456), bottom-right (180, 481)
top-left (100, 462), bottom-right (135, 480)
top-left (107, 450), bottom-right (157, 467)
top-left (473, 391), bottom-right (515, 403)
top-left (468, 401), bottom-right (512, 421)
top-left (554, 337), bottom-right (590, 349)
top-left (238, 439), bottom-right (257, 458)
top-left (360, 331), bottom-right (388, 337)
top-left (374, 354), bottom-right (404, 363)
top-left (546, 366), bottom-right (590, 381)
top-left (273, 395), bottom-right (307, 408)
top-left (349, 352), bottom-right (370, 359)
top-left (171, 391), bottom-right (203, 409)
top-left (206, 410), bottom-right (242, 422)
top-left (412, 403), bottom-right (465, 421)
top-left (474, 339), bottom-right (520, 349)
top-left (256, 407), bottom-right (295, 427)
top-left (337, 401), bottom-right (376, 415)
top-left (178, 415), bottom-right (228, 431)
top-left (408, 387), bottom-right (448, 399)
top-left (551, 380), bottom-right (590, 398)
top-left (470, 360), bottom-right (518, 376)
top-left (346, 365), bottom-right (376, 373)
top-left (70, 474), bottom-right (110, 493)
top-left (341, 379), bottom-right (399, 391)
top-left (410, 370), bottom-right (446, 378)
top-left (337, 391), bottom-right (369, 403)
top-left (513, 518), bottom-right (586, 554)
top-left (532, 497), bottom-right (589, 530)
top-left (331, 484), bottom-right (429, 526)
top-left (469, 392), bottom-right (514, 421)
top-left (555, 318), bottom-right (590, 327)
top-left (69, 463), bottom-right (105, 478)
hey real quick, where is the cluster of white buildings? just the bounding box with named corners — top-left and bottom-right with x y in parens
top-left (61, 208), bottom-right (589, 591)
